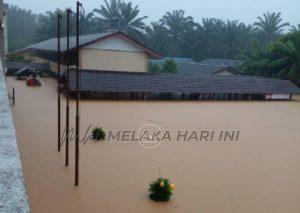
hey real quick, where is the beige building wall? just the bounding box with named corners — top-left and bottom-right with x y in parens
top-left (80, 48), bottom-right (148, 72)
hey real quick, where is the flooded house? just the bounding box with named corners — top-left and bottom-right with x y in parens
top-left (14, 31), bottom-right (300, 101)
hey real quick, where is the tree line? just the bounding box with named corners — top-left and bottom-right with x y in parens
top-left (7, 0), bottom-right (297, 62)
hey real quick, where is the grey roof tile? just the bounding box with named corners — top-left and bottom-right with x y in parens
top-left (68, 70), bottom-right (300, 94)
top-left (199, 58), bottom-right (244, 68)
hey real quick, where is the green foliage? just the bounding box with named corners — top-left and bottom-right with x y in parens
top-left (92, 127), bottom-right (106, 141)
top-left (148, 178), bottom-right (174, 202)
top-left (7, 1), bottom-right (293, 60)
top-left (161, 60), bottom-right (177, 73)
top-left (6, 53), bottom-right (28, 62)
top-left (7, 6), bottom-right (38, 51)
top-left (254, 12), bottom-right (290, 45)
top-left (241, 31), bottom-right (300, 85)
top-left (149, 63), bottom-right (161, 73)
top-left (93, 0), bottom-right (147, 40)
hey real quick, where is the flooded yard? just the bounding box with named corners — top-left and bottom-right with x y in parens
top-left (7, 77), bottom-right (300, 212)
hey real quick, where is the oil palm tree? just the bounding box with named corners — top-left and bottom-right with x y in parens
top-left (93, 0), bottom-right (122, 30)
top-left (160, 10), bottom-right (195, 56)
top-left (80, 8), bottom-right (104, 34)
top-left (267, 32), bottom-right (300, 80)
top-left (254, 12), bottom-right (290, 44)
top-left (241, 32), bottom-right (300, 84)
top-left (291, 24), bottom-right (300, 32)
top-left (210, 21), bottom-right (253, 58)
top-left (145, 22), bottom-right (169, 54)
top-left (119, 1), bottom-right (147, 39)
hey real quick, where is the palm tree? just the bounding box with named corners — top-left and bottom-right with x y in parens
top-left (119, 2), bottom-right (147, 39)
top-left (93, 0), bottom-right (122, 30)
top-left (145, 22), bottom-right (169, 54)
top-left (210, 20), bottom-right (254, 58)
top-left (241, 32), bottom-right (300, 84)
top-left (191, 18), bottom-right (224, 60)
top-left (291, 24), bottom-right (300, 32)
top-left (80, 8), bottom-right (104, 34)
top-left (254, 12), bottom-right (290, 44)
top-left (267, 32), bottom-right (300, 80)
top-left (160, 10), bottom-right (195, 56)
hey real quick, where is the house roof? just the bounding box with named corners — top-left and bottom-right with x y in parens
top-left (15, 67), bottom-right (34, 76)
top-left (68, 70), bottom-right (300, 94)
top-left (149, 60), bottom-right (240, 75)
top-left (6, 61), bottom-right (50, 71)
top-left (176, 63), bottom-right (241, 75)
top-left (16, 31), bottom-right (162, 59)
top-left (149, 57), bottom-right (193, 64)
top-left (199, 59), bottom-right (244, 68)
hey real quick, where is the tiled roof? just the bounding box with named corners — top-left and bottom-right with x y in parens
top-left (68, 70), bottom-right (300, 94)
top-left (149, 57), bottom-right (193, 64)
top-left (176, 63), bottom-right (240, 75)
top-left (149, 61), bottom-right (240, 75)
top-left (199, 58), bottom-right (244, 68)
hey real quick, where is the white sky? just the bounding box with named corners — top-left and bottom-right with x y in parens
top-left (5, 0), bottom-right (300, 26)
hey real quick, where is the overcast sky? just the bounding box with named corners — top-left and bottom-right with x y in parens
top-left (5, 0), bottom-right (300, 26)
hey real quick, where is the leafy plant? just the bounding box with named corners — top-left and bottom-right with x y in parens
top-left (148, 177), bottom-right (176, 202)
top-left (149, 62), bottom-right (161, 73)
top-left (161, 60), bottom-right (177, 73)
top-left (92, 127), bottom-right (106, 141)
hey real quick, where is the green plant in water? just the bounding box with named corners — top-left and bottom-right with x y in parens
top-left (92, 127), bottom-right (106, 141)
top-left (148, 177), bottom-right (176, 202)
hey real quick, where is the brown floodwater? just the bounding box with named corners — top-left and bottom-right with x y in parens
top-left (7, 77), bottom-right (300, 213)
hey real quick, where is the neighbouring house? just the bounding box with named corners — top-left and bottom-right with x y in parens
top-left (149, 58), bottom-right (243, 75)
top-left (176, 63), bottom-right (242, 75)
top-left (15, 31), bottom-right (162, 73)
top-left (12, 32), bottom-right (300, 101)
top-left (149, 57), bottom-right (194, 64)
top-left (198, 58), bottom-right (244, 68)
top-left (6, 61), bottom-right (51, 76)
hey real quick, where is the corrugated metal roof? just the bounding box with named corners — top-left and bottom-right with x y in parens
top-left (17, 31), bottom-right (162, 59)
top-left (6, 61), bottom-right (50, 71)
top-left (27, 33), bottom-right (111, 52)
top-left (68, 70), bottom-right (300, 94)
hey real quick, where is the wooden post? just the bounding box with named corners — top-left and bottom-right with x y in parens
top-left (65, 9), bottom-right (72, 167)
top-left (57, 14), bottom-right (62, 152)
top-left (75, 1), bottom-right (82, 186)
top-left (12, 87), bottom-right (15, 105)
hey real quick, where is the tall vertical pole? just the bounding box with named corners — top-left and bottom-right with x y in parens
top-left (65, 9), bottom-right (72, 167)
top-left (57, 14), bottom-right (62, 152)
top-left (12, 87), bottom-right (15, 105)
top-left (75, 1), bottom-right (82, 186)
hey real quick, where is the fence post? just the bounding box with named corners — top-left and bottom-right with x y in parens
top-left (12, 87), bottom-right (15, 105)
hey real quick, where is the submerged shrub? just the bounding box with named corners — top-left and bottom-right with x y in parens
top-left (148, 177), bottom-right (176, 202)
top-left (92, 127), bottom-right (106, 141)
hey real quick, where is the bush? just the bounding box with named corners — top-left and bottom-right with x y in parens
top-left (148, 177), bottom-right (176, 202)
top-left (161, 60), bottom-right (177, 73)
top-left (92, 127), bottom-right (106, 141)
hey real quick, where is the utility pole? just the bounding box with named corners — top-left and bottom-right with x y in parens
top-left (57, 14), bottom-right (62, 152)
top-left (65, 9), bottom-right (72, 167)
top-left (75, 1), bottom-right (82, 186)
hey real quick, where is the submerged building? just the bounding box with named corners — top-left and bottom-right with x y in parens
top-left (13, 31), bottom-right (300, 101)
